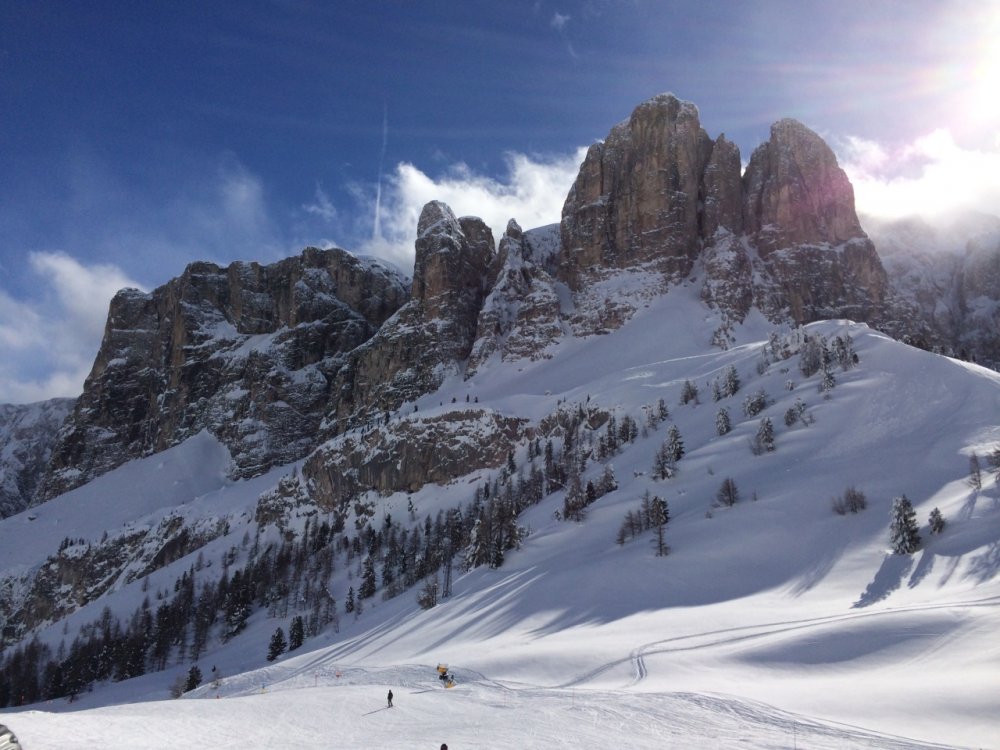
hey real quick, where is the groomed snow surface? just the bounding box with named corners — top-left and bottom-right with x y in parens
top-left (2, 281), bottom-right (1000, 749)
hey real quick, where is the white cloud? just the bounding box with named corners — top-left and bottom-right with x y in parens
top-left (0, 252), bottom-right (144, 404)
top-left (838, 129), bottom-right (1000, 224)
top-left (358, 148), bottom-right (587, 269)
top-left (551, 11), bottom-right (571, 30)
top-left (302, 183), bottom-right (339, 222)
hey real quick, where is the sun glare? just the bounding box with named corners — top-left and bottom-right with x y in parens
top-left (965, 10), bottom-right (1000, 130)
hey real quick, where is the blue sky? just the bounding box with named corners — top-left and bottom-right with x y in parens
top-left (2, 0), bottom-right (999, 403)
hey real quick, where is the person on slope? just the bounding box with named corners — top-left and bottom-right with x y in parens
top-left (387, 689), bottom-right (394, 708)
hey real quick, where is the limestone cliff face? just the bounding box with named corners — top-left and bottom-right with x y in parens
top-left (561, 94), bottom-right (888, 332)
top-left (329, 202), bottom-right (495, 431)
top-left (559, 94), bottom-right (714, 289)
top-left (736, 119), bottom-right (888, 325)
top-left (37, 247), bottom-right (409, 500)
top-left (701, 134), bottom-right (744, 239)
top-left (305, 409), bottom-right (524, 510)
top-left (742, 119), bottom-right (865, 252)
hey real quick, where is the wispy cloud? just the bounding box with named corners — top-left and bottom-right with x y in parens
top-left (838, 129), bottom-right (1000, 224)
top-left (0, 252), bottom-right (144, 403)
top-left (550, 10), bottom-right (578, 58)
top-left (302, 183), bottom-right (339, 222)
top-left (358, 148), bottom-right (587, 269)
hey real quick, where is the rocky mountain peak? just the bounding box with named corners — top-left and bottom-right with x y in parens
top-left (558, 93), bottom-right (714, 289)
top-left (743, 118), bottom-right (865, 253)
top-left (35, 247), bottom-right (410, 501)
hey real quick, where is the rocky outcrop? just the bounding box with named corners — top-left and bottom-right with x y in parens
top-left (560, 94), bottom-right (888, 333)
top-left (701, 134), bottom-right (744, 238)
top-left (468, 221), bottom-right (565, 373)
top-left (328, 202), bottom-right (495, 431)
top-left (739, 119), bottom-right (888, 325)
top-left (36, 248), bottom-right (409, 500)
top-left (559, 94), bottom-right (714, 289)
top-left (0, 398), bottom-right (74, 517)
top-left (742, 119), bottom-right (865, 252)
top-left (305, 409), bottom-right (525, 511)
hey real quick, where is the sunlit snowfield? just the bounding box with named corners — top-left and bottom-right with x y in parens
top-left (3, 283), bottom-right (999, 749)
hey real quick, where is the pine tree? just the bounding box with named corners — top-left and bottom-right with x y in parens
top-left (652, 442), bottom-right (676, 480)
top-left (657, 398), bottom-right (669, 422)
top-left (716, 407), bottom-right (731, 436)
top-left (345, 587), bottom-right (355, 614)
top-left (184, 665), bottom-right (202, 693)
top-left (717, 477), bottom-right (739, 507)
top-left (820, 366), bottom-right (836, 394)
top-left (968, 452), bottom-right (982, 490)
top-left (288, 615), bottom-right (305, 651)
top-left (928, 507), bottom-right (946, 535)
top-left (752, 418), bottom-right (775, 454)
top-left (723, 364), bottom-right (741, 397)
top-left (267, 627), bottom-right (287, 662)
top-left (680, 379), bottom-right (700, 405)
top-left (889, 495), bottom-right (921, 554)
top-left (359, 556), bottom-right (377, 599)
top-left (665, 424), bottom-right (684, 461)
top-left (649, 495), bottom-right (669, 557)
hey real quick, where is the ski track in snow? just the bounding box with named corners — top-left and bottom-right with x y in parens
top-left (547, 594), bottom-right (1000, 690)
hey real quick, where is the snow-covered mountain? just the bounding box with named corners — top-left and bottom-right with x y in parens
top-left (1, 94), bottom-right (999, 749)
top-left (0, 399), bottom-right (73, 518)
top-left (865, 211), bottom-right (1000, 367)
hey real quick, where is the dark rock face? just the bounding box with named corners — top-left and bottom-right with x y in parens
top-left (329, 202), bottom-right (495, 431)
top-left (701, 134), bottom-right (744, 238)
top-left (36, 248), bottom-right (409, 500)
top-left (0, 399), bottom-right (74, 517)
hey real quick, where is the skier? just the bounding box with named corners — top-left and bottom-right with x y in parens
top-left (387, 689), bottom-right (393, 708)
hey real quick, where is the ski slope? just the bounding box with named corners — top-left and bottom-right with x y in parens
top-left (2, 281), bottom-right (1000, 748)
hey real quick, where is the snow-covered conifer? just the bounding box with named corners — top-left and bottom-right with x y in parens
top-left (928, 507), bottom-right (946, 535)
top-left (751, 418), bottom-right (775, 454)
top-left (716, 407), bottom-right (731, 436)
top-left (889, 495), bottom-right (921, 554)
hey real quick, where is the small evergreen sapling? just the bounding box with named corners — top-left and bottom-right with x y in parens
top-left (968, 451), bottom-right (982, 490)
top-left (717, 477), bottom-right (740, 507)
top-left (928, 507), bottom-right (945, 535)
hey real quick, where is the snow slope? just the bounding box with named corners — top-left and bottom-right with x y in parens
top-left (2, 280), bottom-right (999, 749)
